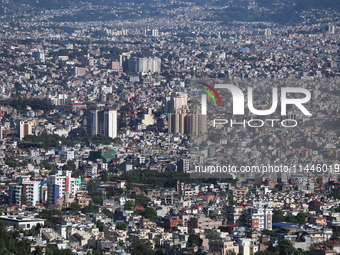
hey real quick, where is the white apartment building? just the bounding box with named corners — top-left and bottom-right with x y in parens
top-left (48, 170), bottom-right (81, 205)
top-left (247, 201), bottom-right (273, 230)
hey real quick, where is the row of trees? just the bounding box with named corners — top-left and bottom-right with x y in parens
top-left (187, 233), bottom-right (312, 255)
top-left (255, 239), bottom-right (314, 255)
top-left (0, 221), bottom-right (82, 255)
top-left (0, 97), bottom-right (54, 112)
top-left (110, 169), bottom-right (236, 189)
top-left (18, 131), bottom-right (115, 149)
top-left (273, 210), bottom-right (307, 226)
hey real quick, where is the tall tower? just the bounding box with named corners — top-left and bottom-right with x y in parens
top-left (168, 105), bottom-right (190, 134)
top-left (9, 176), bottom-right (40, 206)
top-left (165, 92), bottom-right (188, 113)
top-left (102, 109), bottom-right (117, 139)
top-left (17, 120), bottom-right (33, 140)
top-left (188, 105), bottom-right (207, 135)
top-left (87, 109), bottom-right (98, 136)
top-left (87, 108), bottom-right (117, 138)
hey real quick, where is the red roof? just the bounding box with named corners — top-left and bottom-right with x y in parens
top-left (227, 225), bottom-right (240, 228)
top-left (312, 201), bottom-right (325, 206)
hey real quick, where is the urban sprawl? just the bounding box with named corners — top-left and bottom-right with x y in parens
top-left (0, 1), bottom-right (339, 255)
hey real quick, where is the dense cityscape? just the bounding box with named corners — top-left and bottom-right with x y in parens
top-left (0, 0), bottom-right (339, 254)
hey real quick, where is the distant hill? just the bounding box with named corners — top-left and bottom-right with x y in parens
top-left (1, 0), bottom-right (340, 23)
top-left (10, 0), bottom-right (71, 9)
top-left (296, 0), bottom-right (340, 10)
top-left (3, 0), bottom-right (340, 10)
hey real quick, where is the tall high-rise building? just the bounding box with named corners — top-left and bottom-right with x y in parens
top-left (168, 105), bottom-right (190, 134)
top-left (86, 109), bottom-right (117, 138)
top-left (264, 28), bottom-right (271, 36)
top-left (70, 66), bottom-right (86, 76)
top-left (9, 176), bottom-right (40, 206)
top-left (81, 54), bottom-right (95, 67)
top-left (177, 159), bottom-right (190, 172)
top-left (107, 61), bottom-right (120, 71)
top-left (48, 93), bottom-right (69, 105)
top-left (87, 109), bottom-right (99, 136)
top-left (32, 51), bottom-right (45, 61)
top-left (165, 92), bottom-right (188, 113)
top-left (127, 57), bottom-right (161, 74)
top-left (329, 25), bottom-right (336, 34)
top-left (102, 109), bottom-right (118, 138)
top-left (0, 126), bottom-right (3, 140)
top-left (47, 170), bottom-right (81, 206)
top-left (17, 120), bottom-right (33, 140)
top-left (247, 201), bottom-right (273, 230)
top-left (167, 103), bottom-right (207, 135)
top-left (145, 28), bottom-right (159, 37)
top-left (120, 52), bottom-right (131, 70)
top-left (188, 105), bottom-right (207, 135)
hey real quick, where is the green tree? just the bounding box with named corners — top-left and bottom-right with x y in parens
top-left (87, 180), bottom-right (98, 195)
top-left (62, 160), bottom-right (76, 172)
top-left (262, 229), bottom-right (277, 237)
top-left (131, 239), bottom-right (155, 255)
top-left (33, 246), bottom-right (44, 255)
top-left (101, 170), bottom-right (109, 182)
top-left (187, 234), bottom-right (202, 247)
top-left (102, 208), bottom-right (115, 219)
top-left (143, 207), bottom-right (157, 221)
top-left (70, 202), bottom-right (81, 211)
top-left (91, 194), bottom-right (102, 205)
top-left (255, 251), bottom-right (278, 255)
top-left (81, 205), bottom-right (99, 214)
top-left (85, 250), bottom-right (100, 255)
top-left (116, 222), bottom-right (128, 230)
top-left (277, 239), bottom-right (295, 255)
top-left (133, 194), bottom-right (150, 207)
top-left (273, 210), bottom-right (285, 223)
top-left (38, 209), bottom-right (62, 227)
top-left (97, 221), bottom-right (104, 231)
top-left (296, 211), bottom-right (307, 225)
top-left (124, 200), bottom-right (135, 210)
top-left (207, 230), bottom-right (221, 240)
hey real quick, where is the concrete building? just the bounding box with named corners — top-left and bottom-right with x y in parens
top-left (107, 61), bottom-right (120, 71)
top-left (168, 105), bottom-right (190, 134)
top-left (9, 176), bottom-right (41, 206)
top-left (177, 159), bottom-right (190, 172)
top-left (188, 217), bottom-right (222, 233)
top-left (47, 170), bottom-right (81, 205)
top-left (127, 57), bottom-right (161, 74)
top-left (145, 28), bottom-right (159, 37)
top-left (32, 51), bottom-right (45, 61)
top-left (247, 201), bottom-right (273, 230)
top-left (0, 216), bottom-right (45, 230)
top-left (81, 55), bottom-right (95, 66)
top-left (188, 105), bottom-right (207, 135)
top-left (86, 109), bottom-right (118, 138)
top-left (70, 66), bottom-right (86, 76)
top-left (209, 239), bottom-right (239, 255)
top-left (17, 120), bottom-right (33, 139)
top-left (329, 25), bottom-right (336, 34)
top-left (238, 238), bottom-right (259, 255)
top-left (165, 92), bottom-right (188, 114)
top-left (48, 93), bottom-right (69, 105)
